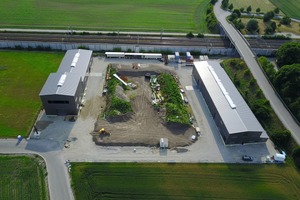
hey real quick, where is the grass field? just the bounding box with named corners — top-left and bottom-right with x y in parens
top-left (0, 0), bottom-right (210, 33)
top-left (0, 51), bottom-right (63, 138)
top-left (0, 155), bottom-right (48, 200)
top-left (270, 0), bottom-right (300, 19)
top-left (229, 0), bottom-right (277, 13)
top-left (71, 163), bottom-right (300, 200)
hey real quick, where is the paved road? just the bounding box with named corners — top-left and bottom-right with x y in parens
top-left (214, 0), bottom-right (300, 144)
top-left (0, 139), bottom-right (74, 200)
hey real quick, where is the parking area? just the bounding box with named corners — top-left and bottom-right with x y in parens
top-left (32, 56), bottom-right (277, 163)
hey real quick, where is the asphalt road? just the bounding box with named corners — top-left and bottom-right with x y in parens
top-left (214, 0), bottom-right (300, 144)
top-left (0, 139), bottom-right (74, 200)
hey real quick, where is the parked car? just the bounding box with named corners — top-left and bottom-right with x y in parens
top-left (242, 155), bottom-right (253, 161)
top-left (184, 97), bottom-right (189, 104)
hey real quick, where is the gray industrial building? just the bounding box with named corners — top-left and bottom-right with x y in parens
top-left (192, 61), bottom-right (268, 145)
top-left (40, 49), bottom-right (93, 115)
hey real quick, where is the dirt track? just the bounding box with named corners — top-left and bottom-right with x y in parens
top-left (92, 64), bottom-right (195, 148)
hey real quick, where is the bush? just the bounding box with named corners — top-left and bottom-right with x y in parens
top-left (281, 16), bottom-right (291, 25)
top-left (186, 32), bottom-right (194, 38)
top-left (270, 130), bottom-right (291, 148)
top-left (197, 33), bottom-right (204, 38)
top-left (246, 19), bottom-right (259, 33)
top-left (263, 11), bottom-right (274, 22)
top-left (292, 147), bottom-right (300, 168)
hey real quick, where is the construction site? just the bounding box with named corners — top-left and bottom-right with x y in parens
top-left (90, 61), bottom-right (197, 148)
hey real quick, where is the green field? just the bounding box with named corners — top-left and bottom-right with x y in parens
top-left (71, 163), bottom-right (300, 200)
top-left (0, 155), bottom-right (48, 200)
top-left (270, 0), bottom-right (300, 19)
top-left (229, 0), bottom-right (277, 13)
top-left (0, 51), bottom-right (63, 137)
top-left (0, 0), bottom-right (210, 33)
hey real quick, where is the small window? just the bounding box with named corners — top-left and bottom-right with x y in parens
top-left (48, 100), bottom-right (69, 104)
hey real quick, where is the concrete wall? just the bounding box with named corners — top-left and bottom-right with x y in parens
top-left (0, 41), bottom-right (237, 55)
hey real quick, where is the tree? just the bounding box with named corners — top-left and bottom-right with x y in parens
top-left (270, 130), bottom-right (291, 148)
top-left (274, 7), bottom-right (280, 14)
top-left (293, 147), bottom-right (300, 168)
top-left (276, 42), bottom-right (300, 67)
top-left (256, 8), bottom-right (261, 13)
top-left (246, 19), bottom-right (259, 33)
top-left (210, 0), bottom-right (218, 5)
top-left (273, 64), bottom-right (300, 98)
top-left (263, 11), bottom-right (274, 22)
top-left (246, 5), bottom-right (252, 13)
top-left (221, 0), bottom-right (229, 9)
top-left (186, 32), bottom-right (194, 38)
top-left (232, 9), bottom-right (241, 17)
top-left (281, 16), bottom-right (291, 25)
top-left (197, 33), bottom-right (204, 38)
top-left (265, 25), bottom-right (274, 35)
top-left (234, 19), bottom-right (245, 30)
top-left (228, 3), bottom-right (233, 10)
top-left (270, 21), bottom-right (277, 31)
top-left (240, 8), bottom-right (244, 13)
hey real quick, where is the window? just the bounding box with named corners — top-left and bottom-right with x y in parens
top-left (48, 100), bottom-right (69, 104)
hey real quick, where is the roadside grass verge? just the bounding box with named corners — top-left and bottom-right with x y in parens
top-left (0, 155), bottom-right (48, 200)
top-left (71, 162), bottom-right (300, 200)
top-left (270, 0), bottom-right (300, 19)
top-left (0, 0), bottom-right (209, 33)
top-left (0, 51), bottom-right (63, 137)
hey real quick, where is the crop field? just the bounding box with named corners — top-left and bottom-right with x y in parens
top-left (0, 0), bottom-right (209, 33)
top-left (0, 51), bottom-right (63, 138)
top-left (0, 155), bottom-right (48, 200)
top-left (71, 163), bottom-right (300, 200)
top-left (229, 0), bottom-right (277, 13)
top-left (270, 0), bottom-right (300, 19)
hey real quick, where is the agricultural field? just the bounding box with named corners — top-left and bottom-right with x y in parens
top-left (71, 162), bottom-right (300, 200)
top-left (0, 155), bottom-right (48, 200)
top-left (0, 51), bottom-right (63, 138)
top-left (229, 0), bottom-right (277, 13)
top-left (0, 0), bottom-right (210, 33)
top-left (270, 0), bottom-right (300, 19)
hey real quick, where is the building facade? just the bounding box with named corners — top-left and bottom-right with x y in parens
top-left (40, 49), bottom-right (93, 115)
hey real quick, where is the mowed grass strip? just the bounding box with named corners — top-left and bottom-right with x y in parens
top-left (0, 51), bottom-right (63, 137)
top-left (270, 0), bottom-right (300, 19)
top-left (229, 0), bottom-right (277, 13)
top-left (0, 0), bottom-right (209, 33)
top-left (71, 163), bottom-right (300, 200)
top-left (0, 155), bottom-right (48, 200)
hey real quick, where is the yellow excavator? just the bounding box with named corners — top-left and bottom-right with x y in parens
top-left (99, 128), bottom-right (110, 136)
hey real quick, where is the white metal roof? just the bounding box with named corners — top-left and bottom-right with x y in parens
top-left (194, 61), bottom-right (265, 134)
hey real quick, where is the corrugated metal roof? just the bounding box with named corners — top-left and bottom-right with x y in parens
top-left (40, 49), bottom-right (92, 96)
top-left (194, 61), bottom-right (264, 134)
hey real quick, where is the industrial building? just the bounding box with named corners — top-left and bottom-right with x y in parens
top-left (192, 61), bottom-right (268, 145)
top-left (40, 49), bottom-right (93, 115)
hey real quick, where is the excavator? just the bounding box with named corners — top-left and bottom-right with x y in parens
top-left (99, 128), bottom-right (110, 136)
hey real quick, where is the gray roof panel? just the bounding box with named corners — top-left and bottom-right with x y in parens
top-left (194, 61), bottom-right (264, 134)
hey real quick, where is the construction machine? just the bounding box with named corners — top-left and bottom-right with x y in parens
top-left (99, 128), bottom-right (110, 136)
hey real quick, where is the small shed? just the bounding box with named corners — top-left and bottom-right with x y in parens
top-left (160, 138), bottom-right (168, 148)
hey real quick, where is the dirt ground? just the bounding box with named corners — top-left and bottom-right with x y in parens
top-left (92, 63), bottom-right (196, 148)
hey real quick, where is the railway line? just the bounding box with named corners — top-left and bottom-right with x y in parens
top-left (0, 32), bottom-right (295, 49)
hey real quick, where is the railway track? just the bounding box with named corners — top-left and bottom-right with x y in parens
top-left (0, 32), bottom-right (295, 49)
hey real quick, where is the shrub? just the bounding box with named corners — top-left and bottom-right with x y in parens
top-left (292, 147), bottom-right (300, 168)
top-left (281, 16), bottom-right (291, 25)
top-left (270, 130), bottom-right (291, 148)
top-left (186, 32), bottom-right (194, 38)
